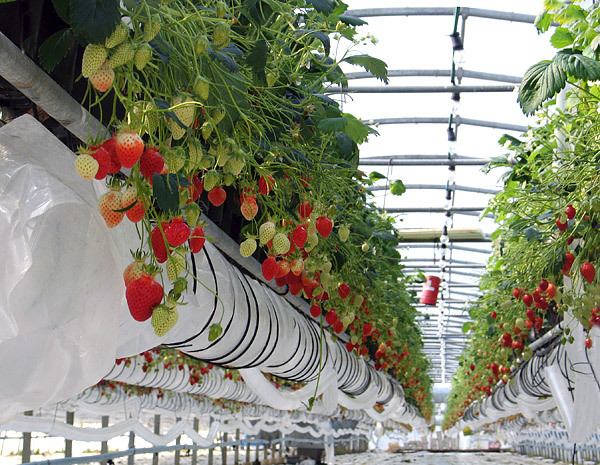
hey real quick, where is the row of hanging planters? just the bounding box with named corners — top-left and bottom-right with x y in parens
top-left (443, 1), bottom-right (600, 430)
top-left (13, 0), bottom-right (432, 420)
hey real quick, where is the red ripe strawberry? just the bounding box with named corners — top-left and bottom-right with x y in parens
top-left (581, 261), bottom-right (596, 283)
top-left (258, 175), bottom-right (274, 195)
top-left (116, 130), bottom-right (144, 168)
top-left (275, 276), bottom-right (287, 287)
top-left (490, 311), bottom-right (497, 319)
top-left (345, 342), bottom-right (354, 352)
top-left (522, 293), bottom-right (533, 307)
top-left (556, 218), bottom-right (568, 231)
top-left (188, 175), bottom-right (203, 203)
top-left (208, 186), bottom-right (227, 206)
top-left (315, 216), bottom-right (333, 238)
top-left (512, 288), bottom-right (521, 300)
top-left (262, 256), bottom-right (278, 281)
top-left (363, 322), bottom-right (373, 336)
top-left (360, 346), bottom-right (368, 356)
top-left (91, 146), bottom-right (111, 180)
top-left (190, 226), bottom-right (206, 253)
top-left (526, 308), bottom-right (536, 321)
top-left (325, 310), bottom-right (338, 325)
top-left (310, 304), bottom-right (321, 318)
top-left (290, 257), bottom-right (304, 276)
top-left (151, 224), bottom-right (170, 263)
top-left (101, 136), bottom-right (122, 174)
top-left (240, 197), bottom-right (258, 220)
top-left (139, 147), bottom-right (164, 180)
top-left (122, 187), bottom-right (146, 223)
top-left (276, 259), bottom-right (290, 278)
top-left (164, 217), bottom-right (191, 247)
top-left (126, 274), bottom-right (163, 321)
top-left (338, 282), bottom-right (351, 299)
top-left (562, 252), bottom-right (575, 275)
top-left (297, 202), bottom-right (313, 219)
top-left (292, 225), bottom-right (308, 248)
top-left (586, 337), bottom-right (593, 349)
top-left (566, 204), bottom-right (576, 220)
top-left (289, 281), bottom-right (303, 295)
top-left (538, 279), bottom-right (549, 292)
top-left (333, 320), bottom-right (344, 334)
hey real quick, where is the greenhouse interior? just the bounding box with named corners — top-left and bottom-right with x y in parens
top-left (3, 0), bottom-right (600, 464)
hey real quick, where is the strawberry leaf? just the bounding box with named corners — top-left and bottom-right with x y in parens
top-left (38, 29), bottom-right (72, 73)
top-left (518, 60), bottom-right (566, 115)
top-left (208, 323), bottom-right (223, 341)
top-left (338, 14), bottom-right (367, 26)
top-left (307, 0), bottom-right (335, 14)
top-left (246, 39), bottom-right (268, 85)
top-left (296, 29), bottom-right (330, 55)
top-left (390, 180), bottom-right (406, 196)
top-left (550, 27), bottom-right (574, 49)
top-left (69, 0), bottom-right (120, 45)
top-left (343, 54), bottom-right (389, 84)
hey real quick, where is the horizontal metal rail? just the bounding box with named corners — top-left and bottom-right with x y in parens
top-left (404, 264), bottom-right (486, 269)
top-left (361, 158), bottom-right (491, 166)
top-left (385, 206), bottom-right (486, 213)
top-left (362, 154), bottom-right (489, 160)
top-left (369, 183), bottom-right (499, 194)
top-left (327, 84), bottom-right (515, 93)
top-left (345, 7), bottom-right (538, 24)
top-left (343, 68), bottom-right (522, 84)
top-left (403, 258), bottom-right (487, 265)
top-left (363, 116), bottom-right (528, 132)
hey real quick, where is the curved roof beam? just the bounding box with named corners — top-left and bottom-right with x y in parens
top-left (343, 69), bottom-right (522, 84)
top-left (345, 7), bottom-right (538, 24)
top-left (363, 116), bottom-right (527, 133)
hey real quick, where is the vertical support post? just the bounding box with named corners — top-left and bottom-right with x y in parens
top-left (191, 418), bottom-right (199, 465)
top-left (65, 411), bottom-right (74, 458)
top-left (263, 440), bottom-right (268, 460)
top-left (100, 416), bottom-right (109, 465)
top-left (234, 429), bottom-right (240, 465)
top-left (128, 431), bottom-right (135, 465)
top-left (174, 418), bottom-right (181, 465)
top-left (152, 415), bottom-right (160, 465)
top-left (279, 437), bottom-right (283, 458)
top-left (246, 439), bottom-right (250, 463)
top-left (221, 432), bottom-right (228, 465)
top-left (207, 418), bottom-right (213, 465)
top-left (21, 411), bottom-right (33, 464)
top-left (255, 440), bottom-right (259, 462)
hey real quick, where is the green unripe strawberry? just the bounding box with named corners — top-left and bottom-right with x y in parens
top-left (143, 15), bottom-right (162, 42)
top-left (338, 225), bottom-right (350, 242)
top-left (151, 305), bottom-right (178, 337)
top-left (105, 23), bottom-right (129, 48)
top-left (259, 221), bottom-right (276, 245)
top-left (107, 42), bottom-right (135, 69)
top-left (215, 145), bottom-right (231, 167)
top-left (163, 148), bottom-right (185, 173)
top-left (216, 1), bottom-right (227, 18)
top-left (211, 108), bottom-right (226, 125)
top-left (201, 121), bottom-right (213, 140)
top-left (198, 154), bottom-right (214, 171)
top-left (305, 233), bottom-right (318, 252)
top-left (75, 154), bottom-right (99, 180)
top-left (82, 44), bottom-right (108, 78)
top-left (213, 23), bottom-right (230, 49)
top-left (166, 250), bottom-right (186, 281)
top-left (225, 154), bottom-right (245, 176)
top-left (185, 202), bottom-right (201, 227)
top-left (188, 141), bottom-right (204, 168)
top-left (193, 77), bottom-right (210, 101)
top-left (195, 35), bottom-right (210, 54)
top-left (272, 233), bottom-right (290, 255)
top-left (203, 170), bottom-right (220, 191)
top-left (240, 238), bottom-right (257, 258)
top-left (134, 44), bottom-right (153, 70)
top-left (223, 173), bottom-right (235, 186)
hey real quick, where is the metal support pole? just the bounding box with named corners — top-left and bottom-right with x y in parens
top-left (100, 416), bottom-right (109, 465)
top-left (128, 431), bottom-right (135, 465)
top-left (221, 432), bottom-right (227, 465)
top-left (174, 418), bottom-right (181, 465)
top-left (246, 440), bottom-right (250, 463)
top-left (152, 415), bottom-right (160, 465)
top-left (255, 441), bottom-right (259, 462)
top-left (207, 418), bottom-right (213, 465)
top-left (191, 418), bottom-right (199, 465)
top-left (263, 441), bottom-right (268, 460)
top-left (65, 412), bottom-right (74, 458)
top-left (234, 429), bottom-right (240, 465)
top-left (21, 411), bottom-right (33, 464)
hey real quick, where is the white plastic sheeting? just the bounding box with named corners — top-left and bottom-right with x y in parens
top-left (0, 115), bottom-right (420, 428)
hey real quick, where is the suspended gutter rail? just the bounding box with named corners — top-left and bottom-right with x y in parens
top-left (363, 116), bottom-right (528, 133)
top-left (326, 85), bottom-right (515, 93)
top-left (345, 7), bottom-right (538, 24)
top-left (361, 158), bottom-right (492, 166)
top-left (385, 206), bottom-right (486, 213)
top-left (369, 184), bottom-right (500, 194)
top-left (343, 69), bottom-right (522, 83)
top-left (0, 32), bottom-right (104, 142)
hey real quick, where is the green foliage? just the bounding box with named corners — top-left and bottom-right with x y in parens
top-left (69, 0), bottom-right (120, 45)
top-left (343, 54), bottom-right (389, 84)
top-left (38, 29), bottom-right (72, 72)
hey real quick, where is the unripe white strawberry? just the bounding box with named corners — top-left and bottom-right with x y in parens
top-left (240, 238), bottom-right (257, 258)
top-left (272, 233), bottom-right (290, 255)
top-left (89, 62), bottom-right (114, 92)
top-left (259, 221), bottom-right (276, 245)
top-left (105, 23), bottom-right (129, 48)
top-left (75, 154), bottom-right (99, 180)
top-left (107, 42), bottom-right (135, 69)
top-left (82, 44), bottom-right (108, 78)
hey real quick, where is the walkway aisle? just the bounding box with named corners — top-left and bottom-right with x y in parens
top-left (337, 451), bottom-right (558, 465)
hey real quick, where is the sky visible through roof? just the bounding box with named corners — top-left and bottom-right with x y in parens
top-left (332, 1), bottom-right (558, 384)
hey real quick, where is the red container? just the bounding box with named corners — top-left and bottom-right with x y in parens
top-left (420, 276), bottom-right (440, 306)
